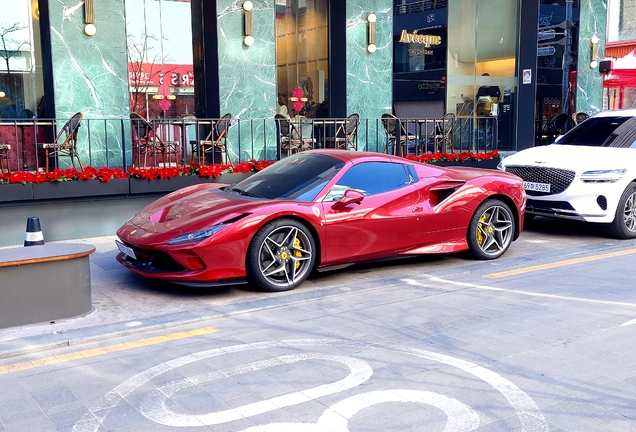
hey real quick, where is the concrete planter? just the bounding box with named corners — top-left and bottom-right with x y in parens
top-left (32, 178), bottom-right (130, 200)
top-left (129, 175), bottom-right (210, 194)
top-left (0, 183), bottom-right (34, 202)
top-left (429, 159), bottom-right (500, 170)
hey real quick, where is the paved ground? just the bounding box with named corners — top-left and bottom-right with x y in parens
top-left (0, 218), bottom-right (635, 431)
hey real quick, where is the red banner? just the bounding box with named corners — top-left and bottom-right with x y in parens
top-left (128, 63), bottom-right (194, 88)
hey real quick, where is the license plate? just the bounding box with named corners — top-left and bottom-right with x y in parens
top-left (116, 240), bottom-right (137, 260)
top-left (523, 181), bottom-right (551, 193)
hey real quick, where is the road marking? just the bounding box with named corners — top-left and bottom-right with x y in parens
top-left (71, 339), bottom-right (548, 432)
top-left (241, 390), bottom-right (480, 432)
top-left (0, 326), bottom-right (217, 376)
top-left (484, 248), bottom-right (636, 278)
top-left (621, 318), bottom-right (636, 327)
top-left (404, 277), bottom-right (636, 309)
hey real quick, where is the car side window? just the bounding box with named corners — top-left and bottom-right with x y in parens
top-left (324, 162), bottom-right (415, 201)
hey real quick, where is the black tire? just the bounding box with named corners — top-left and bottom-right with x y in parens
top-left (467, 198), bottom-right (515, 260)
top-left (246, 218), bottom-right (316, 292)
top-left (608, 182), bottom-right (636, 239)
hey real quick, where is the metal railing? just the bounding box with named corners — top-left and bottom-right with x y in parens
top-left (0, 115), bottom-right (499, 173)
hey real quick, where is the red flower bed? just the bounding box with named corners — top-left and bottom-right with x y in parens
top-left (404, 150), bottom-right (500, 164)
top-left (0, 160), bottom-right (277, 185)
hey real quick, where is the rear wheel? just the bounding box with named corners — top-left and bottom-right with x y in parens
top-left (609, 182), bottom-right (636, 239)
top-left (467, 199), bottom-right (514, 260)
top-left (246, 218), bottom-right (316, 292)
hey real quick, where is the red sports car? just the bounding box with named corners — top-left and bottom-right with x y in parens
top-left (116, 150), bottom-right (526, 291)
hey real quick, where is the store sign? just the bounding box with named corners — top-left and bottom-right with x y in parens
top-left (128, 63), bottom-right (194, 87)
top-left (398, 30), bottom-right (442, 48)
top-left (538, 29), bottom-right (556, 41)
top-left (537, 46), bottom-right (556, 57)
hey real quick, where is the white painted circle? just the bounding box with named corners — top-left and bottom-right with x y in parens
top-left (71, 339), bottom-right (548, 432)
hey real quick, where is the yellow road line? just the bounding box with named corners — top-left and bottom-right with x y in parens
top-left (486, 248), bottom-right (636, 279)
top-left (0, 326), bottom-right (217, 376)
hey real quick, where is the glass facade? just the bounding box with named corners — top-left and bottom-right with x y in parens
top-left (124, 0), bottom-right (194, 119)
top-left (0, 0), bottom-right (44, 119)
top-left (446, 0), bottom-right (519, 151)
top-left (275, 0), bottom-right (329, 118)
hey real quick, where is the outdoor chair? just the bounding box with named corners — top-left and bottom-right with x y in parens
top-left (130, 112), bottom-right (180, 168)
top-left (326, 113), bottom-right (359, 151)
top-left (38, 112), bottom-right (83, 172)
top-left (0, 143), bottom-right (11, 173)
top-left (433, 113), bottom-right (455, 153)
top-left (381, 113), bottom-right (417, 156)
top-left (275, 114), bottom-right (313, 156)
top-left (190, 113), bottom-right (233, 165)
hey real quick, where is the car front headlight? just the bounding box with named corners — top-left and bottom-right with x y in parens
top-left (167, 225), bottom-right (226, 245)
top-left (580, 169), bottom-right (627, 183)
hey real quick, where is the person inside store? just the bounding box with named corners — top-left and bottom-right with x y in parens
top-left (476, 73), bottom-right (501, 116)
top-left (277, 95), bottom-right (289, 118)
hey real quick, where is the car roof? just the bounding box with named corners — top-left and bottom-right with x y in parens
top-left (594, 109), bottom-right (636, 118)
top-left (304, 149), bottom-right (396, 163)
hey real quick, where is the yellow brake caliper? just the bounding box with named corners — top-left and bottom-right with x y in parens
top-left (293, 238), bottom-right (302, 269)
top-left (477, 213), bottom-right (487, 245)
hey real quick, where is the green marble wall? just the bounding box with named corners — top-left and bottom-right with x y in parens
top-left (346, 1), bottom-right (393, 151)
top-left (576, 0), bottom-right (606, 114)
top-left (217, 0), bottom-right (278, 162)
top-left (47, 0), bottom-right (130, 168)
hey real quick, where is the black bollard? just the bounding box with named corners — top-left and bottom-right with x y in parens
top-left (24, 216), bottom-right (45, 246)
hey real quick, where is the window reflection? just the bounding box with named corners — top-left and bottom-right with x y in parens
top-left (275, 0), bottom-right (329, 119)
top-left (0, 0), bottom-right (43, 119)
top-left (125, 0), bottom-right (194, 119)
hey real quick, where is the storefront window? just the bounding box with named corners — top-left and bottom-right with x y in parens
top-left (446, 0), bottom-right (519, 151)
top-left (394, 29), bottom-right (446, 72)
top-left (0, 0), bottom-right (44, 119)
top-left (275, 0), bottom-right (329, 119)
top-left (125, 0), bottom-right (194, 119)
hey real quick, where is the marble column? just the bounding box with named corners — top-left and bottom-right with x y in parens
top-left (46, 0), bottom-right (130, 168)
top-left (576, 0), bottom-right (607, 114)
top-left (216, 0), bottom-right (277, 161)
top-left (346, 1), bottom-right (393, 151)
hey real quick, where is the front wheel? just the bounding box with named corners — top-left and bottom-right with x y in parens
top-left (609, 182), bottom-right (636, 239)
top-left (467, 199), bottom-right (515, 260)
top-left (246, 218), bottom-right (316, 292)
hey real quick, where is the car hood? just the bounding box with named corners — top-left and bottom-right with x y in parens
top-left (502, 145), bottom-right (636, 171)
top-left (127, 183), bottom-right (262, 234)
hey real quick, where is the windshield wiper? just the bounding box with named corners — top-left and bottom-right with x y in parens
top-left (228, 186), bottom-right (263, 198)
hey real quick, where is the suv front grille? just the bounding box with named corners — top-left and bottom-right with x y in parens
top-left (506, 166), bottom-right (575, 196)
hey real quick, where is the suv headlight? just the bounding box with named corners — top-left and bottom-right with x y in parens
top-left (580, 169), bottom-right (627, 183)
top-left (167, 224), bottom-right (226, 245)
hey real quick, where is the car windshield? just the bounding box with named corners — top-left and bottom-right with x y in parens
top-left (555, 116), bottom-right (632, 146)
top-left (227, 153), bottom-right (345, 201)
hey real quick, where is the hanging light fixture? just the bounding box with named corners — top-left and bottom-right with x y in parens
top-left (84, 0), bottom-right (96, 36)
top-left (590, 34), bottom-right (600, 68)
top-left (367, 13), bottom-right (377, 54)
top-left (243, 1), bottom-right (254, 47)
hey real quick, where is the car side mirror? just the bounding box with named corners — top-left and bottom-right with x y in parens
top-left (331, 189), bottom-right (364, 210)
